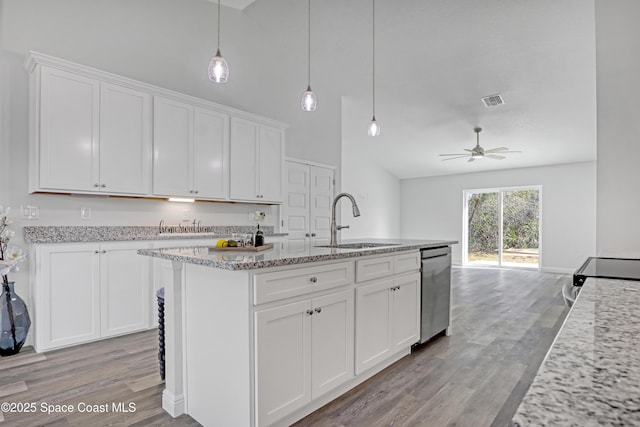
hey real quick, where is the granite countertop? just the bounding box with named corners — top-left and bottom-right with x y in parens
top-left (137, 239), bottom-right (457, 270)
top-left (512, 277), bottom-right (640, 426)
top-left (23, 225), bottom-right (285, 244)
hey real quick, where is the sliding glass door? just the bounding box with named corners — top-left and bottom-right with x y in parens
top-left (464, 187), bottom-right (540, 269)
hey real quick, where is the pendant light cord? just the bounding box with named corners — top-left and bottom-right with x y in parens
top-left (308, 0), bottom-right (311, 86)
top-left (372, 0), bottom-right (376, 117)
top-left (217, 0), bottom-right (221, 51)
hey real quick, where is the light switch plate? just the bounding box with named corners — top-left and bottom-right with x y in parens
top-left (182, 210), bottom-right (190, 222)
top-left (21, 205), bottom-right (40, 219)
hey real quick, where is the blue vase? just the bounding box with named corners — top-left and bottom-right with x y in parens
top-left (0, 282), bottom-right (31, 357)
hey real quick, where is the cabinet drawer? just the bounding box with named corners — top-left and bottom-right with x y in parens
top-left (254, 261), bottom-right (354, 305)
top-left (394, 252), bottom-right (420, 275)
top-left (356, 256), bottom-right (394, 283)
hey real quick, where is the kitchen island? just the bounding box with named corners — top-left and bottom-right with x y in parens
top-left (138, 239), bottom-right (456, 427)
top-left (512, 277), bottom-right (640, 426)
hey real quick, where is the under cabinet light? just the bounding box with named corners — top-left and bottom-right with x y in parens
top-left (168, 198), bottom-right (195, 203)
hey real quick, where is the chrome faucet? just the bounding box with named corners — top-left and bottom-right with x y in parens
top-left (330, 192), bottom-right (361, 245)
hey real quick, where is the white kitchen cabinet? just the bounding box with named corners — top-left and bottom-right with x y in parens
top-left (35, 243), bottom-right (101, 350)
top-left (100, 243), bottom-right (150, 338)
top-left (34, 66), bottom-right (151, 195)
top-left (255, 289), bottom-right (354, 426)
top-left (355, 272), bottom-right (421, 375)
top-left (229, 117), bottom-right (284, 203)
top-left (33, 242), bottom-right (152, 352)
top-left (153, 96), bottom-right (229, 200)
top-left (285, 160), bottom-right (334, 250)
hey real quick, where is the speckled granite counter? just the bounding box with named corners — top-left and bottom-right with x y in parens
top-left (137, 239), bottom-right (457, 270)
top-left (512, 277), bottom-right (640, 426)
top-left (23, 225), bottom-right (283, 243)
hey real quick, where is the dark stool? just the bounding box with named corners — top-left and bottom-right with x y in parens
top-left (156, 287), bottom-right (165, 380)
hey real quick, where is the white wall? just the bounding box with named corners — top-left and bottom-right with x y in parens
top-left (595, 0), bottom-right (640, 256)
top-left (400, 162), bottom-right (597, 273)
top-left (340, 97), bottom-right (400, 239)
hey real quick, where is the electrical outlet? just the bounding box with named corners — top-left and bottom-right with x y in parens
top-left (21, 205), bottom-right (40, 219)
top-left (81, 207), bottom-right (91, 220)
top-left (182, 210), bottom-right (191, 222)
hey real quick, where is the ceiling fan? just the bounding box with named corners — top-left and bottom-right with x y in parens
top-left (439, 127), bottom-right (521, 162)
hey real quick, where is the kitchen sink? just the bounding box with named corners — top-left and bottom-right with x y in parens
top-left (315, 242), bottom-right (401, 249)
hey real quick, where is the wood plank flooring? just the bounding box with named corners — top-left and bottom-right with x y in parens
top-left (0, 267), bottom-right (569, 426)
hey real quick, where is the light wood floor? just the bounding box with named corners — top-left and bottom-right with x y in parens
top-left (0, 267), bottom-right (569, 426)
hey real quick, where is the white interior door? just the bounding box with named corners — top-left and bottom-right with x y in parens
top-left (285, 161), bottom-right (310, 251)
top-left (310, 166), bottom-right (334, 246)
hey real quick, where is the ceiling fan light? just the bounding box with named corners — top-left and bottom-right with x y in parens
top-left (301, 85), bottom-right (317, 111)
top-left (368, 117), bottom-right (380, 136)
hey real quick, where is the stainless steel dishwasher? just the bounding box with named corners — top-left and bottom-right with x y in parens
top-left (419, 246), bottom-right (452, 344)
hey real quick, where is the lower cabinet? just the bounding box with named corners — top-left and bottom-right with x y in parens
top-left (34, 242), bottom-right (151, 351)
top-left (254, 289), bottom-right (354, 426)
top-left (355, 272), bottom-right (421, 375)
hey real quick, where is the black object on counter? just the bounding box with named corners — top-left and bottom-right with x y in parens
top-left (573, 257), bottom-right (640, 286)
top-left (254, 224), bottom-right (264, 247)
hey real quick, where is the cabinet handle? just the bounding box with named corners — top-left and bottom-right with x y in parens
top-left (311, 233), bottom-right (316, 237)
top-left (309, 276), bottom-right (318, 283)
top-left (102, 250), bottom-right (107, 254)
top-left (306, 309), bottom-right (314, 316)
top-left (94, 250), bottom-right (99, 254)
top-left (314, 307), bottom-right (322, 314)
top-left (194, 190), bottom-right (198, 194)
top-left (305, 233), bottom-right (310, 237)
top-left (100, 184), bottom-right (106, 188)
top-left (94, 183), bottom-right (100, 187)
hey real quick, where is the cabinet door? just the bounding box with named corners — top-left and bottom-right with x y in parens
top-left (255, 300), bottom-right (312, 426)
top-left (355, 279), bottom-right (393, 375)
top-left (36, 244), bottom-right (100, 351)
top-left (100, 243), bottom-right (150, 337)
top-left (311, 290), bottom-right (354, 398)
top-left (153, 97), bottom-right (192, 196)
top-left (392, 273), bottom-right (421, 351)
top-left (258, 125), bottom-right (284, 202)
top-left (309, 166), bottom-right (334, 246)
top-left (285, 161), bottom-right (310, 247)
top-left (99, 82), bottom-right (151, 194)
top-left (229, 117), bottom-right (259, 201)
top-left (39, 67), bottom-right (99, 191)
top-left (193, 108), bottom-right (229, 199)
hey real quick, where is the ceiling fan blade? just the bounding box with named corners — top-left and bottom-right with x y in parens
top-left (483, 147), bottom-right (509, 153)
top-left (464, 148), bottom-right (474, 153)
top-left (497, 150), bottom-right (522, 154)
top-left (485, 154), bottom-right (506, 160)
top-left (468, 157), bottom-right (476, 162)
top-left (439, 153), bottom-right (466, 156)
top-left (441, 155), bottom-right (469, 161)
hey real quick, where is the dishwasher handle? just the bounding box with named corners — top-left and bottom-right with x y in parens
top-left (421, 246), bottom-right (451, 259)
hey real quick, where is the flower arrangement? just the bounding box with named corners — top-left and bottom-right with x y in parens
top-left (0, 206), bottom-right (27, 285)
top-left (252, 210), bottom-right (266, 223)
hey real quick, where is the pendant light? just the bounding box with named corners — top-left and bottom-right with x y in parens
top-left (367, 0), bottom-right (380, 136)
top-left (208, 0), bottom-right (229, 83)
top-left (300, 0), bottom-right (317, 111)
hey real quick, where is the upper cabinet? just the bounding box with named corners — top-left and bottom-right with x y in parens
top-left (26, 52), bottom-right (286, 203)
top-left (34, 67), bottom-right (152, 195)
top-left (229, 117), bottom-right (285, 203)
top-left (153, 97), bottom-right (229, 200)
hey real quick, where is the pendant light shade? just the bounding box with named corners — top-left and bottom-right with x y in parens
top-left (301, 85), bottom-right (317, 111)
top-left (208, 0), bottom-right (229, 83)
top-left (368, 116), bottom-right (380, 136)
top-left (300, 0), bottom-right (317, 111)
top-left (368, 0), bottom-right (379, 135)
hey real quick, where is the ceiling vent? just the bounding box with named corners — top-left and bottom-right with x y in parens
top-left (481, 94), bottom-right (504, 108)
